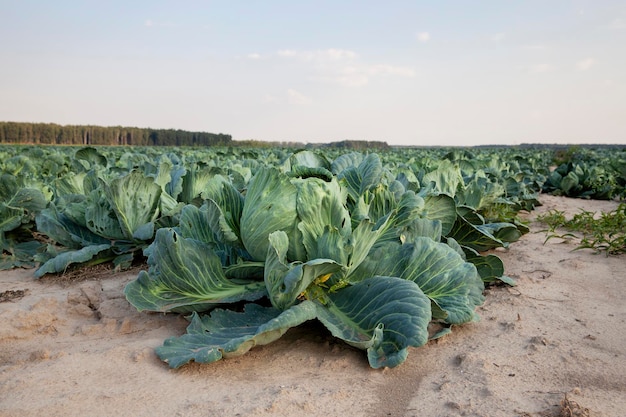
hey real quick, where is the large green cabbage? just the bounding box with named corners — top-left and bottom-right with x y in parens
top-left (125, 161), bottom-right (486, 369)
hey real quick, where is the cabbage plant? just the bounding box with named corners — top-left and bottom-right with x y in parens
top-left (125, 163), bottom-right (485, 369)
top-left (34, 169), bottom-right (167, 277)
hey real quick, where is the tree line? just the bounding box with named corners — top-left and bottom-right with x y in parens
top-left (0, 122), bottom-right (232, 147)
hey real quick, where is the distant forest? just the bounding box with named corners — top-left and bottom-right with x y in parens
top-left (0, 121), bottom-right (394, 150)
top-left (0, 122), bottom-right (232, 147)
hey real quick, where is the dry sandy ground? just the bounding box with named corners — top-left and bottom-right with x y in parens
top-left (1, 194), bottom-right (624, 417)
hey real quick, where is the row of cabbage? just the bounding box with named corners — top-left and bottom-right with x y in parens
top-left (1, 144), bottom-right (623, 369)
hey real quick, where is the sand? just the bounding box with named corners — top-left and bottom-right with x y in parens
top-left (1, 194), bottom-right (625, 417)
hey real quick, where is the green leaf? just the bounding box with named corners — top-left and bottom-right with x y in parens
top-left (345, 217), bottom-right (391, 279)
top-left (75, 147), bottom-right (108, 168)
top-left (561, 171), bottom-right (580, 195)
top-left (330, 152), bottom-right (363, 175)
top-left (179, 198), bottom-right (244, 254)
top-left (316, 276), bottom-right (431, 368)
top-left (478, 222), bottom-right (522, 244)
top-left (0, 205), bottom-right (23, 234)
top-left (178, 203), bottom-right (217, 246)
top-left (132, 222), bottom-right (155, 241)
top-left (401, 238), bottom-right (484, 324)
top-left (180, 166), bottom-right (220, 203)
top-left (84, 190), bottom-right (126, 240)
top-left (449, 216), bottom-right (514, 252)
top-left (287, 150), bottom-right (331, 171)
top-left (124, 228), bottom-right (267, 313)
top-left (337, 153), bottom-right (384, 203)
top-left (0, 240), bottom-right (43, 270)
top-left (105, 171), bottom-right (161, 240)
top-left (351, 238), bottom-right (484, 324)
top-left (0, 174), bottom-right (48, 230)
top-left (265, 231), bottom-right (343, 309)
top-left (461, 245), bottom-right (508, 284)
top-left (36, 204), bottom-right (111, 248)
top-left (421, 160), bottom-right (463, 197)
top-left (34, 244), bottom-right (112, 278)
top-left (295, 177), bottom-right (351, 261)
top-left (401, 218), bottom-right (443, 242)
top-left (240, 168), bottom-right (300, 261)
top-left (422, 194), bottom-right (457, 236)
top-left (155, 302), bottom-right (318, 368)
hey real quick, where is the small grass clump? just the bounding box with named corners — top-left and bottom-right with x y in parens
top-left (538, 203), bottom-right (626, 255)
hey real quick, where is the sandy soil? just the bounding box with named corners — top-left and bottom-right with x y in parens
top-left (1, 194), bottom-right (625, 417)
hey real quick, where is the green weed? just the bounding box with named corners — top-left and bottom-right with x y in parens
top-left (537, 204), bottom-right (626, 255)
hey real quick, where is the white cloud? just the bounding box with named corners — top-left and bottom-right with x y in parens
top-left (576, 58), bottom-right (595, 71)
top-left (287, 89), bottom-right (312, 105)
top-left (333, 68), bottom-right (370, 87)
top-left (368, 64), bottom-right (415, 77)
top-left (277, 48), bottom-right (358, 61)
top-left (491, 33), bottom-right (505, 42)
top-left (144, 19), bottom-right (154, 27)
top-left (276, 48), bottom-right (414, 87)
top-left (529, 63), bottom-right (555, 74)
top-left (325, 48), bottom-right (358, 60)
top-left (247, 53), bottom-right (262, 60)
top-left (416, 32), bottom-right (430, 43)
top-left (264, 94), bottom-right (279, 103)
top-left (330, 64), bottom-right (414, 87)
top-left (277, 49), bottom-right (298, 58)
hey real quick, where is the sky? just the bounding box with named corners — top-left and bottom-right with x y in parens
top-left (1, 1), bottom-right (625, 147)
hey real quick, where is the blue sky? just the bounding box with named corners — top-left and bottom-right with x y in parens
top-left (1, 1), bottom-right (625, 146)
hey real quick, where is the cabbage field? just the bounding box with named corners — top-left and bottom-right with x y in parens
top-left (1, 144), bottom-right (625, 369)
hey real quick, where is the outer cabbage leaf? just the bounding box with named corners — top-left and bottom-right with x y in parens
top-left (83, 191), bottom-right (127, 240)
top-left (104, 170), bottom-right (161, 240)
top-left (337, 153), bottom-right (384, 203)
top-left (0, 205), bottom-right (23, 235)
top-left (288, 165), bottom-right (334, 181)
top-left (350, 237), bottom-right (484, 324)
top-left (240, 168), bottom-right (300, 261)
top-left (36, 204), bottom-right (111, 248)
top-left (155, 302), bottom-right (318, 368)
top-left (74, 147), bottom-right (108, 169)
top-left (422, 193), bottom-right (457, 236)
top-left (205, 180), bottom-right (245, 247)
top-left (179, 190), bottom-right (245, 255)
top-left (462, 246), bottom-right (515, 285)
top-left (0, 240), bottom-right (43, 270)
top-left (179, 165), bottom-right (220, 204)
top-left (401, 218), bottom-right (443, 242)
top-left (34, 244), bottom-right (112, 278)
top-left (478, 222), bottom-right (523, 245)
top-left (330, 152), bottom-right (364, 175)
top-left (401, 238), bottom-right (484, 323)
top-left (286, 150), bottom-right (331, 171)
top-left (316, 276), bottom-right (431, 368)
top-left (345, 217), bottom-right (392, 278)
top-left (124, 228), bottom-right (267, 313)
top-left (421, 160), bottom-right (464, 197)
top-left (295, 177), bottom-right (351, 261)
top-left (53, 172), bottom-right (88, 198)
top-left (1, 184), bottom-right (48, 214)
top-left (450, 216), bottom-right (521, 252)
top-left (0, 174), bottom-right (48, 239)
top-left (178, 203), bottom-right (217, 245)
